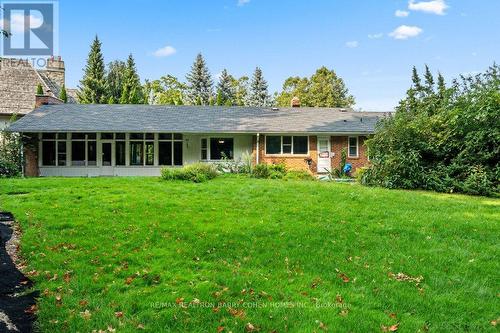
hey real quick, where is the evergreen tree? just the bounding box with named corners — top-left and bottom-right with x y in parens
top-left (424, 65), bottom-right (435, 93)
top-left (437, 72), bottom-right (446, 99)
top-left (59, 84), bottom-right (67, 103)
top-left (106, 60), bottom-right (127, 103)
top-left (36, 83), bottom-right (44, 95)
top-left (411, 66), bottom-right (422, 92)
top-left (119, 54), bottom-right (143, 104)
top-left (78, 35), bottom-right (107, 104)
top-left (186, 53), bottom-right (213, 105)
top-left (216, 69), bottom-right (235, 105)
top-left (248, 67), bottom-right (270, 107)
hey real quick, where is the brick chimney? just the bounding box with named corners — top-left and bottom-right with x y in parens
top-left (35, 94), bottom-right (64, 108)
top-left (45, 56), bottom-right (65, 87)
top-left (291, 96), bottom-right (301, 107)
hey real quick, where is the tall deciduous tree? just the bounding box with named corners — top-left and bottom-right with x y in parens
top-left (106, 60), bottom-right (126, 103)
top-left (275, 67), bottom-right (355, 108)
top-left (78, 36), bottom-right (107, 104)
top-left (119, 54), bottom-right (143, 104)
top-left (216, 69), bottom-right (235, 105)
top-left (144, 75), bottom-right (187, 105)
top-left (248, 67), bottom-right (270, 107)
top-left (233, 76), bottom-right (249, 106)
top-left (186, 53), bottom-right (213, 105)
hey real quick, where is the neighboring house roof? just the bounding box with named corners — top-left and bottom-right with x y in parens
top-left (7, 104), bottom-right (390, 134)
top-left (0, 58), bottom-right (76, 117)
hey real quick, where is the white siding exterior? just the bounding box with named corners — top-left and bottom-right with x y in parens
top-left (38, 132), bottom-right (254, 177)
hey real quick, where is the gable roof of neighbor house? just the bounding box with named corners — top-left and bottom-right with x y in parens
top-left (0, 58), bottom-right (76, 116)
top-left (7, 104), bottom-right (390, 134)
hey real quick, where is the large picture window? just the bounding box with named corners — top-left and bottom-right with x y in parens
top-left (210, 138), bottom-right (234, 160)
top-left (265, 136), bottom-right (309, 155)
top-left (41, 133), bottom-right (67, 166)
top-left (158, 133), bottom-right (183, 166)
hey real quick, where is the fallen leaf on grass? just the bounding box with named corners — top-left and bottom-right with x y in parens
top-left (245, 322), bottom-right (257, 332)
top-left (338, 273), bottom-right (350, 283)
top-left (80, 309), bottom-right (91, 320)
top-left (388, 272), bottom-right (423, 285)
top-left (339, 310), bottom-right (348, 317)
top-left (228, 308), bottom-right (246, 318)
top-left (79, 300), bottom-right (88, 307)
top-left (217, 326), bottom-right (225, 332)
top-left (381, 323), bottom-right (399, 332)
top-left (125, 276), bottom-right (135, 285)
top-left (318, 321), bottom-right (328, 331)
top-left (25, 304), bottom-right (38, 314)
top-left (63, 271), bottom-right (72, 283)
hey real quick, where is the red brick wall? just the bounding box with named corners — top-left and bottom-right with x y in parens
top-left (251, 135), bottom-right (370, 174)
top-left (330, 136), bottom-right (369, 174)
top-left (252, 135), bottom-right (318, 173)
top-left (35, 95), bottom-right (64, 108)
top-left (24, 145), bottom-right (39, 177)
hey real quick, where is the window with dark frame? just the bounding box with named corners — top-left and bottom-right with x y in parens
top-left (115, 140), bottom-right (126, 166)
top-left (348, 137), bottom-right (358, 157)
top-left (41, 133), bottom-right (67, 166)
top-left (70, 133), bottom-right (96, 166)
top-left (201, 138), bottom-right (208, 160)
top-left (158, 133), bottom-right (183, 166)
top-left (210, 138), bottom-right (234, 160)
top-left (265, 136), bottom-right (309, 155)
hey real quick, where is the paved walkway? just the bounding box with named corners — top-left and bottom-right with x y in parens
top-left (0, 212), bottom-right (37, 333)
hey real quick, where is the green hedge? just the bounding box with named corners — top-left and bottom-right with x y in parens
top-left (161, 163), bottom-right (218, 183)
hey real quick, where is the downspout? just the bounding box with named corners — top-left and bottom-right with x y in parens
top-left (256, 133), bottom-right (260, 165)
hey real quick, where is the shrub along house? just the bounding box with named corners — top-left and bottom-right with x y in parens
top-left (6, 97), bottom-right (387, 177)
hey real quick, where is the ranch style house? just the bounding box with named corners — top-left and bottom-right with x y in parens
top-left (6, 96), bottom-right (387, 177)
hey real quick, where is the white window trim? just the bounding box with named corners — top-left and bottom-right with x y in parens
top-left (264, 135), bottom-right (309, 156)
top-left (201, 136), bottom-right (235, 161)
top-left (348, 136), bottom-right (359, 158)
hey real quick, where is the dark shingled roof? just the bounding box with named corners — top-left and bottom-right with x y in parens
top-left (7, 104), bottom-right (390, 134)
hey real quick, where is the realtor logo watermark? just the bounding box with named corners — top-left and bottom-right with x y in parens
top-left (1, 0), bottom-right (58, 59)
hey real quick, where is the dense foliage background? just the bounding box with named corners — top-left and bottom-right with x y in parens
top-left (363, 64), bottom-right (500, 196)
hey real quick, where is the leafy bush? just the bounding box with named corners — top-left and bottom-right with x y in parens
top-left (252, 163), bottom-right (287, 179)
top-left (283, 170), bottom-right (316, 181)
top-left (363, 64), bottom-right (500, 196)
top-left (215, 152), bottom-right (253, 174)
top-left (161, 163), bottom-right (218, 183)
top-left (0, 125), bottom-right (22, 178)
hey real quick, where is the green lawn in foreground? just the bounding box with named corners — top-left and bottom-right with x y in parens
top-left (0, 176), bottom-right (498, 332)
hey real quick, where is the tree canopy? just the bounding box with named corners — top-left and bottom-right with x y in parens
top-left (276, 67), bottom-right (355, 107)
top-left (362, 64), bottom-right (500, 196)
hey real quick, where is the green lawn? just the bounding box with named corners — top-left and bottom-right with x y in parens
top-left (0, 176), bottom-right (498, 332)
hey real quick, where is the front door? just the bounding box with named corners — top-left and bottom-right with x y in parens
top-left (101, 142), bottom-right (114, 176)
top-left (317, 137), bottom-right (331, 173)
